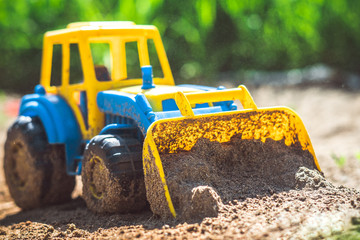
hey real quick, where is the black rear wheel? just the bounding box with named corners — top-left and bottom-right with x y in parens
top-left (4, 116), bottom-right (75, 209)
top-left (81, 134), bottom-right (147, 213)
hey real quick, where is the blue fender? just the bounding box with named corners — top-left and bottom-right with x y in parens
top-left (19, 93), bottom-right (82, 175)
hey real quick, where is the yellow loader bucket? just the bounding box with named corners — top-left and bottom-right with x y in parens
top-left (143, 86), bottom-right (320, 220)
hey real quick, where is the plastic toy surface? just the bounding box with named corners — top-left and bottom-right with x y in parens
top-left (4, 22), bottom-right (321, 218)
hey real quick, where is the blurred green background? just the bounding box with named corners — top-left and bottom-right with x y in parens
top-left (0, 0), bottom-right (359, 93)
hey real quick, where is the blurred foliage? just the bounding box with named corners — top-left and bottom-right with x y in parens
top-left (330, 217), bottom-right (360, 240)
top-left (0, 0), bottom-right (359, 93)
top-left (331, 153), bottom-right (346, 168)
top-left (356, 152), bottom-right (360, 163)
top-left (0, 90), bottom-right (8, 127)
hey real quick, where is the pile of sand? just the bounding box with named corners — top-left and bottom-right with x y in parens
top-left (158, 137), bottom-right (318, 220)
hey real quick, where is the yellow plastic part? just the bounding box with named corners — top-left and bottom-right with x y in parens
top-left (175, 85), bottom-right (257, 116)
top-left (89, 156), bottom-right (105, 200)
top-left (143, 133), bottom-right (177, 218)
top-left (174, 92), bottom-right (195, 117)
top-left (143, 85), bottom-right (321, 218)
top-left (40, 22), bottom-right (175, 139)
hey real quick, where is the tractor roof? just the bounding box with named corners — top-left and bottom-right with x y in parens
top-left (44, 21), bottom-right (160, 41)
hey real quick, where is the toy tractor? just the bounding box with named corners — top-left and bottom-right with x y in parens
top-left (4, 22), bottom-right (321, 218)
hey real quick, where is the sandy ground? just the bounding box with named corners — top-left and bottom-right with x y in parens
top-left (0, 85), bottom-right (359, 239)
top-left (250, 86), bottom-right (360, 189)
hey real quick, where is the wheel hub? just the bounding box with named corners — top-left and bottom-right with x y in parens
top-left (89, 156), bottom-right (106, 200)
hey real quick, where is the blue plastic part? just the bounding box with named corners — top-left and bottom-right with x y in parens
top-left (19, 94), bottom-right (82, 175)
top-left (105, 113), bottom-right (135, 125)
top-left (162, 99), bottom-right (179, 111)
top-left (76, 161), bottom-right (82, 175)
top-left (213, 100), bottom-right (237, 111)
top-left (141, 65), bottom-right (155, 90)
top-left (99, 123), bottom-right (135, 135)
top-left (135, 93), bottom-right (156, 122)
top-left (79, 91), bottom-right (88, 128)
top-left (97, 90), bottom-right (154, 135)
top-left (195, 103), bottom-right (210, 108)
top-left (162, 98), bottom-right (210, 111)
top-left (34, 84), bottom-right (46, 95)
top-left (155, 106), bottom-right (224, 120)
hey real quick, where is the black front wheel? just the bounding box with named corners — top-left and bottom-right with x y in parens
top-left (81, 134), bottom-right (147, 213)
top-left (4, 116), bottom-right (75, 209)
